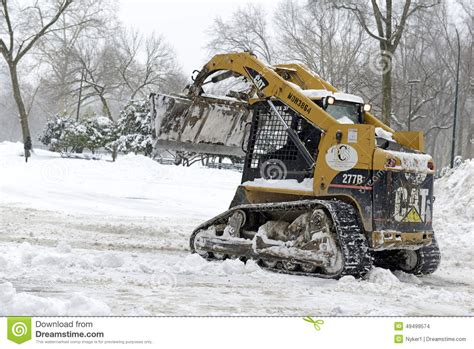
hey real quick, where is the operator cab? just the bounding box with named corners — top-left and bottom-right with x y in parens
top-left (301, 89), bottom-right (369, 124)
top-left (243, 90), bottom-right (371, 183)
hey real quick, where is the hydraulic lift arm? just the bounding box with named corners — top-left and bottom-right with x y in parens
top-left (189, 52), bottom-right (340, 133)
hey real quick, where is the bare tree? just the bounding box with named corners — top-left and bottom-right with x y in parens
top-left (114, 29), bottom-right (183, 99)
top-left (334, 0), bottom-right (440, 125)
top-left (387, 0), bottom-right (472, 166)
top-left (74, 41), bottom-right (121, 120)
top-left (69, 27), bottom-right (185, 121)
top-left (36, 0), bottom-right (115, 116)
top-left (456, 0), bottom-right (473, 160)
top-left (207, 4), bottom-right (274, 63)
top-left (276, 0), bottom-right (367, 91)
top-left (0, 0), bottom-right (73, 157)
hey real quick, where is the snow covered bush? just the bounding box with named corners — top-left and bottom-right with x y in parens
top-left (40, 99), bottom-right (154, 158)
top-left (85, 116), bottom-right (117, 153)
top-left (38, 116), bottom-right (74, 152)
top-left (39, 115), bottom-right (117, 153)
top-left (59, 121), bottom-right (89, 153)
top-left (112, 99), bottom-right (154, 156)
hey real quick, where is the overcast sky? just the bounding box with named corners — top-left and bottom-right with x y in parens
top-left (118, 0), bottom-right (277, 75)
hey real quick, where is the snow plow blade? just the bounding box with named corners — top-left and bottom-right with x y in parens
top-left (151, 93), bottom-right (252, 157)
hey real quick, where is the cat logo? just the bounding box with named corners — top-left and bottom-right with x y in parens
top-left (403, 207), bottom-right (423, 223)
top-left (394, 187), bottom-right (430, 223)
top-left (243, 66), bottom-right (269, 91)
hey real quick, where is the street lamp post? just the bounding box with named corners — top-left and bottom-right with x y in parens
top-left (450, 28), bottom-right (461, 168)
top-left (407, 79), bottom-right (420, 131)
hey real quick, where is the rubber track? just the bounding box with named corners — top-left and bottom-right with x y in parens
top-left (373, 237), bottom-right (440, 275)
top-left (190, 199), bottom-right (373, 279)
top-left (413, 237), bottom-right (441, 275)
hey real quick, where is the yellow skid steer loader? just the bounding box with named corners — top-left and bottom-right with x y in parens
top-left (150, 52), bottom-right (440, 278)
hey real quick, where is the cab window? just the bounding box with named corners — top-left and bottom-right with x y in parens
top-left (326, 101), bottom-right (361, 124)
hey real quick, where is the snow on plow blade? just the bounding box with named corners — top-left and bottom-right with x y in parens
top-left (151, 93), bottom-right (252, 157)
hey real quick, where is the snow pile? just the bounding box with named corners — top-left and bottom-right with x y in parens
top-left (286, 81), bottom-right (303, 91)
top-left (243, 178), bottom-right (313, 192)
top-left (433, 159), bottom-right (474, 270)
top-left (301, 89), bottom-right (364, 104)
top-left (0, 141), bottom-right (241, 219)
top-left (393, 270), bottom-right (422, 285)
top-left (17, 242), bottom-right (86, 270)
top-left (0, 256), bottom-right (7, 269)
top-left (333, 92), bottom-right (364, 104)
top-left (0, 282), bottom-right (111, 316)
top-left (434, 159), bottom-right (474, 223)
top-left (375, 127), bottom-right (395, 142)
top-left (93, 253), bottom-right (125, 268)
top-left (366, 267), bottom-right (401, 286)
top-left (384, 149), bottom-right (432, 173)
top-left (0, 141), bottom-right (473, 316)
top-left (0, 141), bottom-right (59, 160)
top-left (338, 275), bottom-right (357, 284)
top-left (31, 253), bottom-right (71, 267)
top-left (56, 242), bottom-right (72, 254)
top-left (176, 254), bottom-right (261, 276)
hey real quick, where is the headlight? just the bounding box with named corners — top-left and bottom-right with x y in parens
top-left (363, 103), bottom-right (372, 112)
top-left (326, 96), bottom-right (335, 105)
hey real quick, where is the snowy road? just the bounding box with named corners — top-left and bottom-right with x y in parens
top-left (0, 142), bottom-right (473, 316)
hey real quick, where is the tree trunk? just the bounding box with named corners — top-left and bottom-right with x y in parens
top-left (381, 52), bottom-right (392, 126)
top-left (467, 111), bottom-right (473, 159)
top-left (99, 94), bottom-right (113, 121)
top-left (462, 41), bottom-right (472, 159)
top-left (430, 128), bottom-right (440, 164)
top-left (8, 63), bottom-right (32, 145)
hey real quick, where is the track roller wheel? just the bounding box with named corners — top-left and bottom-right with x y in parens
top-left (301, 263), bottom-right (317, 273)
top-left (260, 259), bottom-right (277, 268)
top-left (373, 237), bottom-right (441, 275)
top-left (212, 252), bottom-right (227, 260)
top-left (283, 261), bottom-right (299, 271)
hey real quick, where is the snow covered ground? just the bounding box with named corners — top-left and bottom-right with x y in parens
top-left (0, 142), bottom-right (473, 316)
